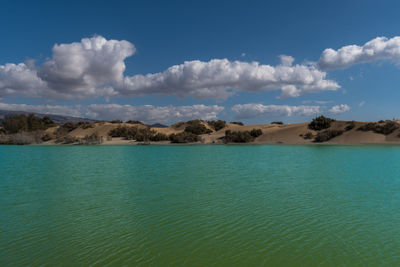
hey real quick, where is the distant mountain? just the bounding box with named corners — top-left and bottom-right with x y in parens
top-left (0, 110), bottom-right (97, 125)
top-left (150, 123), bottom-right (168, 128)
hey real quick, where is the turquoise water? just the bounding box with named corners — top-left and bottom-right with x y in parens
top-left (1, 145), bottom-right (400, 266)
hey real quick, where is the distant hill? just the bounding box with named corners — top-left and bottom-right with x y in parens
top-left (0, 110), bottom-right (97, 125)
top-left (150, 123), bottom-right (168, 128)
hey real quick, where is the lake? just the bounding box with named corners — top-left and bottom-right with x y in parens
top-left (1, 145), bottom-right (400, 266)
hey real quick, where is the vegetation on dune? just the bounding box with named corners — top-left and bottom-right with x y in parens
top-left (171, 121), bottom-right (185, 128)
top-left (314, 130), bottom-right (343, 142)
top-left (223, 128), bottom-right (262, 143)
top-left (149, 133), bottom-right (169, 141)
top-left (207, 120), bottom-right (226, 131)
top-left (230, 121), bottom-right (244, 126)
top-left (345, 121), bottom-right (356, 131)
top-left (125, 120), bottom-right (144, 125)
top-left (184, 121), bottom-right (212, 135)
top-left (110, 120), bottom-right (123, 124)
top-left (271, 121), bottom-right (284, 125)
top-left (169, 132), bottom-right (200, 143)
top-left (2, 114), bottom-right (55, 134)
top-left (303, 132), bottom-right (313, 139)
top-left (109, 126), bottom-right (156, 141)
top-left (308, 116), bottom-right (335, 131)
top-left (357, 121), bottom-right (399, 135)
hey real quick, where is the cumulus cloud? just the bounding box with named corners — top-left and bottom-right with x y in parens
top-left (231, 104), bottom-right (322, 119)
top-left (0, 63), bottom-right (46, 97)
top-left (329, 104), bottom-right (350, 114)
top-left (0, 36), bottom-right (340, 100)
top-left (0, 103), bottom-right (223, 124)
top-left (318, 36), bottom-right (400, 70)
top-left (120, 57), bottom-right (340, 99)
top-left (0, 36), bottom-right (134, 100)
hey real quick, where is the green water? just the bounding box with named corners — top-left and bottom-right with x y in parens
top-left (1, 145), bottom-right (400, 266)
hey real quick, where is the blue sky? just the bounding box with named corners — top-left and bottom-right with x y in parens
top-left (1, 0), bottom-right (400, 124)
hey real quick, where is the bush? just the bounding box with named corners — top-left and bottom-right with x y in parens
top-left (77, 121), bottom-right (93, 129)
top-left (149, 133), bottom-right (169, 141)
top-left (314, 130), bottom-right (343, 142)
top-left (207, 120), bottom-right (226, 131)
top-left (250, 128), bottom-right (262, 138)
top-left (271, 121), bottom-right (283, 125)
top-left (110, 120), bottom-right (123, 124)
top-left (169, 132), bottom-right (200, 143)
top-left (357, 121), bottom-right (399, 135)
top-left (230, 121), bottom-right (244, 126)
top-left (41, 133), bottom-right (52, 142)
top-left (109, 126), bottom-right (155, 141)
top-left (345, 121), bottom-right (355, 131)
top-left (56, 136), bottom-right (79, 144)
top-left (126, 120), bottom-right (144, 125)
top-left (303, 132), bottom-right (313, 139)
top-left (80, 133), bottom-right (102, 145)
top-left (184, 121), bottom-right (212, 135)
top-left (171, 121), bottom-right (185, 128)
top-left (224, 130), bottom-right (254, 143)
top-left (55, 122), bottom-right (79, 137)
top-left (308, 116), bottom-right (335, 131)
top-left (2, 114), bottom-right (55, 134)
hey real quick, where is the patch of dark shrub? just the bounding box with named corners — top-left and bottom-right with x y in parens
top-left (271, 121), bottom-right (283, 125)
top-left (303, 132), bottom-right (313, 139)
top-left (184, 121), bottom-right (212, 135)
top-left (250, 128), bottom-right (263, 138)
top-left (149, 133), bottom-right (169, 141)
top-left (169, 132), bottom-right (200, 143)
top-left (110, 120), bottom-right (123, 124)
top-left (314, 130), bottom-right (343, 142)
top-left (2, 114), bottom-right (55, 134)
top-left (126, 120), bottom-right (144, 125)
top-left (207, 120), bottom-right (226, 131)
top-left (345, 121), bottom-right (355, 131)
top-left (357, 121), bottom-right (399, 135)
top-left (109, 126), bottom-right (156, 141)
top-left (308, 116), bottom-right (335, 131)
top-left (224, 130), bottom-right (254, 143)
top-left (230, 121), bottom-right (244, 126)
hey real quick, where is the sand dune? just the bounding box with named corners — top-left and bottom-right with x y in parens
top-left (33, 119), bottom-right (400, 145)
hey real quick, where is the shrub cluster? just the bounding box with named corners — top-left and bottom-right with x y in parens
top-left (2, 114), bottom-right (55, 134)
top-left (230, 121), bottom-right (244, 126)
top-left (126, 120), bottom-right (144, 125)
top-left (149, 133), bottom-right (169, 141)
top-left (223, 128), bottom-right (262, 143)
top-left (109, 126), bottom-right (156, 141)
top-left (357, 121), bottom-right (399, 135)
top-left (314, 130), bottom-right (343, 142)
top-left (308, 116), bottom-right (335, 131)
top-left (271, 121), bottom-right (284, 125)
top-left (303, 132), bottom-right (313, 139)
top-left (110, 120), bottom-right (123, 123)
top-left (79, 133), bottom-right (103, 145)
top-left (345, 121), bottom-right (356, 131)
top-left (171, 121), bottom-right (185, 128)
top-left (169, 132), bottom-right (200, 143)
top-left (184, 121), bottom-right (212, 135)
top-left (207, 120), bottom-right (226, 131)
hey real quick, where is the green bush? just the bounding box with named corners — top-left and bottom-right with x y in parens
top-left (230, 121), bottom-right (244, 126)
top-left (149, 133), bottom-right (169, 141)
top-left (80, 133), bottom-right (102, 145)
top-left (2, 114), bottom-right (55, 134)
top-left (303, 132), bottom-right (313, 139)
top-left (171, 121), bottom-right (185, 128)
top-left (224, 130), bottom-right (254, 143)
top-left (271, 121), bottom-right (283, 125)
top-left (110, 120), bottom-right (123, 123)
top-left (357, 121), bottom-right (399, 135)
top-left (207, 120), bottom-right (226, 131)
top-left (314, 130), bottom-right (343, 142)
top-left (250, 128), bottom-right (263, 138)
top-left (41, 133), bottom-right (52, 142)
top-left (308, 116), bottom-right (335, 131)
top-left (126, 120), bottom-right (144, 125)
top-left (345, 121), bottom-right (355, 131)
top-left (169, 132), bottom-right (200, 143)
top-left (184, 121), bottom-right (212, 135)
top-left (77, 121), bottom-right (93, 129)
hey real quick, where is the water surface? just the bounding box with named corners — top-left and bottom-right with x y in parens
top-left (1, 145), bottom-right (400, 266)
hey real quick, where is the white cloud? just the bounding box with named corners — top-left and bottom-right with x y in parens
top-left (0, 103), bottom-right (224, 124)
top-left (318, 36), bottom-right (400, 70)
top-left (0, 37), bottom-right (340, 100)
top-left (0, 63), bottom-right (46, 97)
top-left (231, 104), bottom-right (322, 119)
top-left (120, 58), bottom-right (340, 99)
top-left (329, 104), bottom-right (350, 114)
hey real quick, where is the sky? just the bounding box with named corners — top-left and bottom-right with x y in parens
top-left (1, 0), bottom-right (400, 124)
